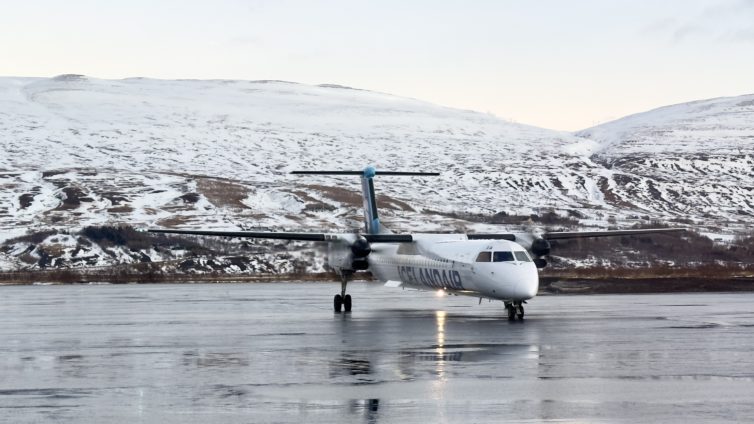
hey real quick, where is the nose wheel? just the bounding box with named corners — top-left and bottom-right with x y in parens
top-left (505, 302), bottom-right (525, 320)
top-left (334, 273), bottom-right (352, 313)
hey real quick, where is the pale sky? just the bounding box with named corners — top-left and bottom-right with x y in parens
top-left (1, 0), bottom-right (753, 130)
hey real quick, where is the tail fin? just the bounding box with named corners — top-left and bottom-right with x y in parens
top-left (291, 166), bottom-right (439, 234)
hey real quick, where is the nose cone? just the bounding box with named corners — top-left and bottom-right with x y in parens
top-left (512, 266), bottom-right (539, 300)
top-left (481, 263), bottom-right (541, 301)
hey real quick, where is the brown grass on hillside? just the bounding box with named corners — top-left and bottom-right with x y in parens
top-left (306, 184), bottom-right (413, 211)
top-left (195, 177), bottom-right (250, 209)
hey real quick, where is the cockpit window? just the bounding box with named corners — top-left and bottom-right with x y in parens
top-left (475, 251), bottom-right (491, 262)
top-left (493, 251), bottom-right (515, 262)
top-left (514, 251), bottom-right (531, 262)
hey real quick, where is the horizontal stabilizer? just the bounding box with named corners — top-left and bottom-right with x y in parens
top-left (290, 170), bottom-right (439, 176)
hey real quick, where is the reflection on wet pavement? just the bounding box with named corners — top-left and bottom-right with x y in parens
top-left (1, 283), bottom-right (754, 423)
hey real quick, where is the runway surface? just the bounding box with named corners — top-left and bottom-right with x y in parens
top-left (2, 282), bottom-right (754, 423)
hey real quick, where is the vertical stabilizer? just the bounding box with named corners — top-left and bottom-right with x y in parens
top-left (290, 167), bottom-right (439, 235)
top-left (361, 166), bottom-right (380, 234)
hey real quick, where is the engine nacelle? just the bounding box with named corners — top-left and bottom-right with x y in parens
top-left (350, 236), bottom-right (372, 270)
top-left (350, 236), bottom-right (372, 258)
top-left (352, 257), bottom-right (369, 271)
top-left (327, 236), bottom-right (373, 273)
top-left (531, 237), bottom-right (551, 257)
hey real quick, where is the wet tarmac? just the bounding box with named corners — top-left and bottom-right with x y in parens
top-left (2, 282), bottom-right (754, 423)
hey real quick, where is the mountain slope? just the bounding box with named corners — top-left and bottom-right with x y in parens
top-left (577, 94), bottom-right (754, 225)
top-left (0, 75), bottom-right (754, 272)
top-left (1, 76), bottom-right (752, 272)
top-left (0, 75), bottom-right (604, 241)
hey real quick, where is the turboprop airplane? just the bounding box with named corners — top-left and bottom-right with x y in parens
top-left (149, 166), bottom-right (684, 320)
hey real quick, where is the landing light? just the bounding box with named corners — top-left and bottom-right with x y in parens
top-left (436, 289), bottom-right (445, 297)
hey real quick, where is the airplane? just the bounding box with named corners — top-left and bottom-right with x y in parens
top-left (149, 166), bottom-right (684, 320)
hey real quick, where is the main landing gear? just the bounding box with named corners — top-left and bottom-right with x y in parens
top-left (334, 274), bottom-right (352, 313)
top-left (505, 301), bottom-right (525, 321)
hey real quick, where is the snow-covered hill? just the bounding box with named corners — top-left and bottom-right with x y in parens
top-left (0, 75), bottom-right (602, 239)
top-left (0, 75), bottom-right (752, 271)
top-left (578, 94), bottom-right (754, 224)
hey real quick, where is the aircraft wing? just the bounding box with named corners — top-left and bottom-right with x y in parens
top-left (147, 229), bottom-right (414, 243)
top-left (149, 228), bottom-right (684, 243)
top-left (466, 234), bottom-right (517, 241)
top-left (542, 228), bottom-right (685, 240)
top-left (462, 228), bottom-right (684, 242)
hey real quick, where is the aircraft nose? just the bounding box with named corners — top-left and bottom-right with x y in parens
top-left (513, 266), bottom-right (539, 300)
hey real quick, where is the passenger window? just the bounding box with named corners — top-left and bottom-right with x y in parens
top-left (493, 251), bottom-right (515, 262)
top-left (475, 251), bottom-right (491, 262)
top-left (514, 251), bottom-right (531, 262)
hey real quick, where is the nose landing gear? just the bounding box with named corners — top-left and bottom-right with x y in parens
top-left (505, 302), bottom-right (525, 321)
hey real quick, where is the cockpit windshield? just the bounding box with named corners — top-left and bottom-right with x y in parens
top-left (493, 251), bottom-right (514, 262)
top-left (475, 251), bottom-right (491, 262)
top-left (477, 250), bottom-right (532, 263)
top-left (514, 251), bottom-right (531, 262)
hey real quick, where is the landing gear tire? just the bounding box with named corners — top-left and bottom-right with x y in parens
top-left (334, 294), bottom-right (343, 313)
top-left (506, 303), bottom-right (516, 321)
top-left (344, 294), bottom-right (352, 312)
top-left (335, 273), bottom-right (352, 313)
top-left (516, 304), bottom-right (525, 320)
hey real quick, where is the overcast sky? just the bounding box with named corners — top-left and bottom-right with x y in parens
top-left (2, 0), bottom-right (753, 130)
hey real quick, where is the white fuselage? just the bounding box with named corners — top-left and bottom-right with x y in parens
top-left (367, 235), bottom-right (539, 302)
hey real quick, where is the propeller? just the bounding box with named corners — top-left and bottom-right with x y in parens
top-left (517, 221), bottom-right (550, 269)
top-left (529, 237), bottom-right (551, 269)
